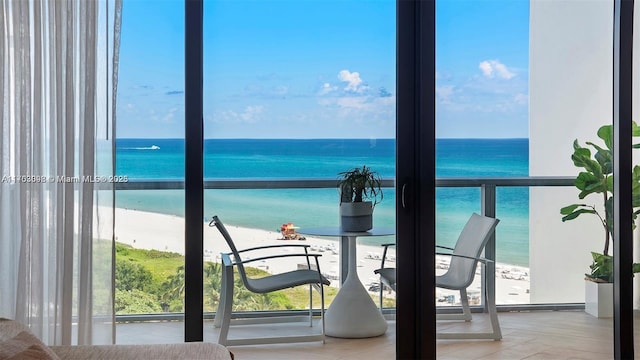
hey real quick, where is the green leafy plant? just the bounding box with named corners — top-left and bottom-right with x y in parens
top-left (560, 122), bottom-right (640, 282)
top-left (338, 165), bottom-right (383, 205)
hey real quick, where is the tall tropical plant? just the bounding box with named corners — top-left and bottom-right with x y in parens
top-left (338, 165), bottom-right (383, 205)
top-left (560, 121), bottom-right (640, 281)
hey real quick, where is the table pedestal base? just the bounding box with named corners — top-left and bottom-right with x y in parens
top-left (324, 275), bottom-right (388, 338)
top-left (297, 229), bottom-right (394, 339)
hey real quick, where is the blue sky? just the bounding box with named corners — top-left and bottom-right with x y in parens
top-left (117, 0), bottom-right (529, 139)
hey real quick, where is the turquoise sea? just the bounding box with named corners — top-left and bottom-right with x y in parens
top-left (115, 138), bottom-right (529, 266)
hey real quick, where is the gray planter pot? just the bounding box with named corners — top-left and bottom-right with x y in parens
top-left (585, 279), bottom-right (613, 318)
top-left (340, 201), bottom-right (373, 232)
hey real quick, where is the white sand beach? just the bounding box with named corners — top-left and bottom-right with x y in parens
top-left (114, 208), bottom-right (531, 305)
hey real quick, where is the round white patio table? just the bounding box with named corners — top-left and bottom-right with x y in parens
top-left (297, 226), bottom-right (394, 338)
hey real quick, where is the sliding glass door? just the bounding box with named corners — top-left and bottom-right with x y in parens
top-left (202, 0), bottom-right (397, 346)
top-left (114, 0), bottom-right (186, 343)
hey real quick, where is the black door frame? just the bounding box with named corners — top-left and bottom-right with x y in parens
top-left (396, 1), bottom-right (436, 358)
top-left (185, 0), bottom-right (204, 342)
top-left (181, 0), bottom-right (440, 351)
top-left (613, 0), bottom-right (634, 358)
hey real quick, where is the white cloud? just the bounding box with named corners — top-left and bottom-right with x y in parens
top-left (213, 105), bottom-right (265, 124)
top-left (478, 60), bottom-right (515, 79)
top-left (436, 70), bottom-right (528, 115)
top-left (318, 82), bottom-right (338, 95)
top-left (493, 62), bottom-right (515, 79)
top-left (310, 69), bottom-right (394, 131)
top-left (316, 95), bottom-right (394, 132)
top-left (319, 70), bottom-right (372, 96)
top-left (336, 97), bottom-right (369, 110)
top-left (514, 93), bottom-right (528, 105)
top-left (338, 70), bottom-right (368, 93)
top-left (240, 105), bottom-right (264, 122)
top-left (479, 61), bottom-right (493, 77)
top-left (325, 94), bottom-right (395, 112)
top-left (162, 107), bottom-right (179, 123)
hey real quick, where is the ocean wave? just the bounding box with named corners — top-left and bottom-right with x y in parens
top-left (121, 145), bottom-right (160, 150)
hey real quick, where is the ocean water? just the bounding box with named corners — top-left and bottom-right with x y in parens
top-left (115, 138), bottom-right (529, 266)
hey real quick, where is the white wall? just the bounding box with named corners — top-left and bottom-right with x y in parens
top-left (529, 0), bottom-right (613, 303)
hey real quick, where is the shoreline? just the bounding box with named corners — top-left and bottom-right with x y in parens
top-left (114, 207), bottom-right (531, 305)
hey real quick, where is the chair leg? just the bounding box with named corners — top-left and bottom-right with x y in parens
top-left (219, 281), bottom-right (326, 346)
top-left (459, 288), bottom-right (472, 322)
top-left (214, 264), bottom-right (231, 328)
top-left (320, 283), bottom-right (325, 344)
top-left (379, 280), bottom-right (383, 311)
top-left (484, 276), bottom-right (502, 340)
top-left (309, 284), bottom-right (313, 327)
top-left (217, 265), bottom-right (234, 345)
top-left (436, 274), bottom-right (502, 340)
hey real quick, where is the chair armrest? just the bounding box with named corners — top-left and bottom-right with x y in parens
top-left (221, 253), bottom-right (234, 267)
top-left (236, 244), bottom-right (311, 254)
top-left (240, 253), bottom-right (326, 278)
top-left (237, 244), bottom-right (314, 268)
top-left (237, 253), bottom-right (322, 266)
top-left (223, 252), bottom-right (326, 283)
top-left (435, 252), bottom-right (493, 264)
top-left (435, 245), bottom-right (455, 251)
top-left (381, 243), bottom-right (395, 247)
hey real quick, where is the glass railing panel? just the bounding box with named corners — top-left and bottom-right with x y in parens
top-left (204, 187), bottom-right (397, 313)
top-left (435, 190), bottom-right (481, 309)
top-left (528, 186), bottom-right (606, 306)
top-left (111, 178), bottom-right (604, 332)
top-left (495, 186), bottom-right (530, 305)
top-left (435, 187), bottom-right (482, 248)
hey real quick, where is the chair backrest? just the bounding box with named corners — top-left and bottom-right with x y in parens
top-left (446, 213), bottom-right (499, 289)
top-left (210, 215), bottom-right (251, 286)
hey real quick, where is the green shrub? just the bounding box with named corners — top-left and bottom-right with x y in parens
top-left (116, 260), bottom-right (154, 292)
top-left (115, 289), bottom-right (162, 314)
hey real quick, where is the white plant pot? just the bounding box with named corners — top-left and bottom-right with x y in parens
top-left (584, 280), bottom-right (613, 318)
top-left (339, 201), bottom-right (373, 232)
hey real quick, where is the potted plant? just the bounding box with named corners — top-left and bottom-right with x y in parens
top-left (338, 165), bottom-right (383, 232)
top-left (560, 121), bottom-right (640, 317)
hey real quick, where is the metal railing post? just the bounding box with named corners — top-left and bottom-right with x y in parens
top-left (481, 184), bottom-right (497, 313)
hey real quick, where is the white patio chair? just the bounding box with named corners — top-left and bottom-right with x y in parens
top-left (209, 216), bottom-right (330, 346)
top-left (374, 212), bottom-right (502, 340)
